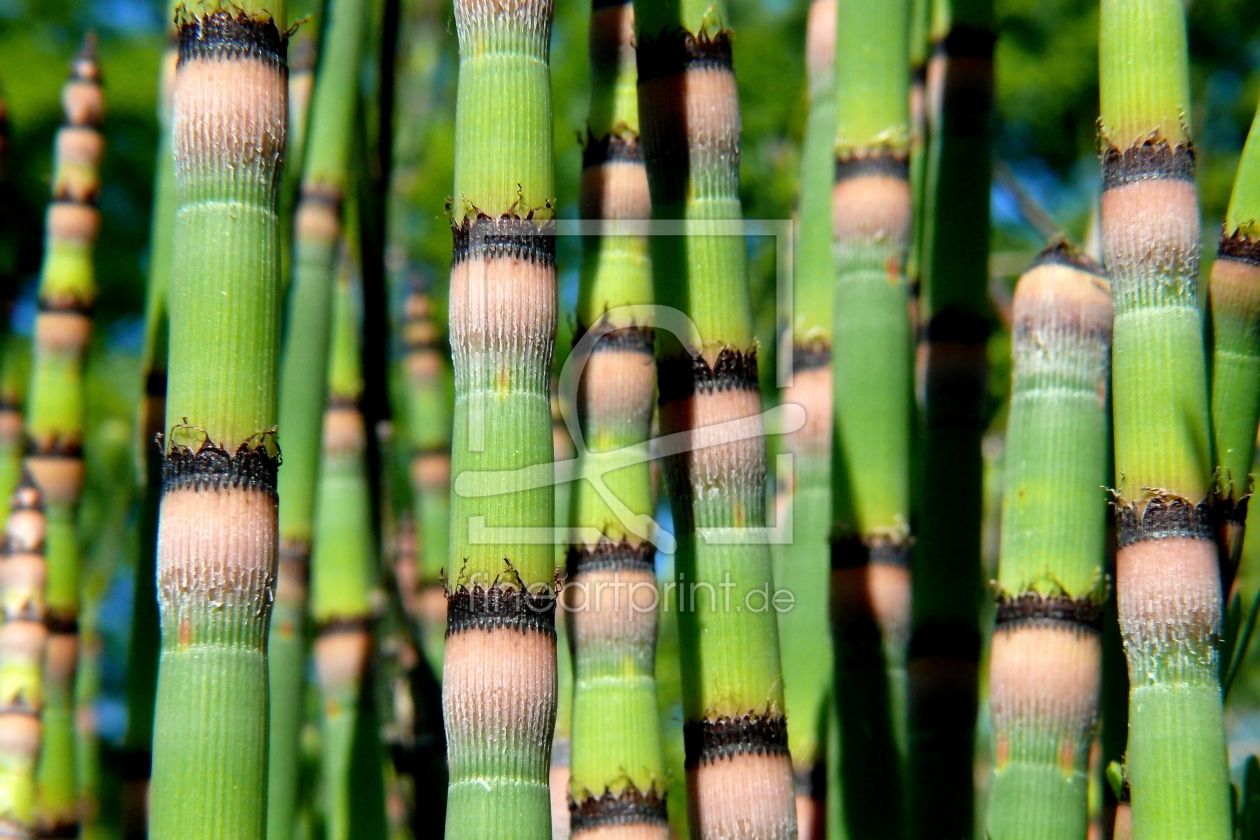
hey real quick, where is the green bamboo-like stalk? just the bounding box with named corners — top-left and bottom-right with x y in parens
top-left (0, 89), bottom-right (22, 532)
top-left (22, 38), bottom-right (104, 838)
top-left (905, 0), bottom-right (994, 835)
top-left (985, 244), bottom-right (1112, 840)
top-left (441, 0), bottom-right (559, 833)
top-left (827, 0), bottom-right (915, 834)
top-left (148, 6), bottom-right (287, 839)
top-left (122, 14), bottom-right (179, 832)
top-left (310, 264), bottom-right (387, 840)
top-left (564, 0), bottom-right (665, 835)
top-left (267, 0), bottom-right (370, 835)
top-left (1208, 91), bottom-right (1260, 583)
top-left (0, 480), bottom-right (47, 840)
top-left (633, 0), bottom-right (797, 837)
top-left (771, 3), bottom-right (834, 834)
top-left (1099, 1), bottom-right (1230, 836)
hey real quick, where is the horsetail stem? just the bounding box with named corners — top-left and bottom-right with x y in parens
top-left (267, 1), bottom-right (370, 836)
top-left (1208, 91), bottom-right (1260, 583)
top-left (633, 0), bottom-right (797, 836)
top-left (770, 2), bottom-right (834, 832)
top-left (148, 6), bottom-right (287, 839)
top-left (311, 259), bottom-right (387, 840)
top-left (441, 0), bottom-right (559, 833)
top-left (985, 243), bottom-right (1112, 840)
top-left (906, 1), bottom-right (994, 835)
top-left (827, 0), bottom-right (915, 833)
top-left (565, 0), bottom-right (665, 835)
top-left (23, 37), bottom-right (103, 839)
top-left (0, 480), bottom-right (47, 840)
top-left (1099, 1), bottom-right (1231, 837)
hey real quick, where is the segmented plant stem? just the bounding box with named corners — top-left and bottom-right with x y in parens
top-left (311, 263), bottom-right (387, 840)
top-left (267, 1), bottom-right (371, 835)
top-left (1099, 1), bottom-right (1230, 837)
top-left (770, 2), bottom-right (834, 833)
top-left (633, 0), bottom-right (797, 836)
top-left (906, 1), bottom-right (994, 835)
top-left (23, 38), bottom-right (104, 838)
top-left (565, 0), bottom-right (666, 835)
top-left (985, 244), bottom-right (1112, 840)
top-left (827, 0), bottom-right (915, 834)
top-left (149, 7), bottom-right (287, 839)
top-left (0, 480), bottom-right (47, 840)
top-left (1208, 91), bottom-right (1260, 584)
top-left (441, 0), bottom-right (559, 834)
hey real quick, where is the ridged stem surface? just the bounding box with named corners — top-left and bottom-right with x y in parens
top-left (633, 2), bottom-right (797, 837)
top-left (149, 7), bottom-right (287, 840)
top-left (566, 1), bottom-right (666, 836)
top-left (1100, 1), bottom-right (1230, 838)
top-left (442, 0), bottom-right (559, 836)
top-left (985, 247), bottom-right (1112, 840)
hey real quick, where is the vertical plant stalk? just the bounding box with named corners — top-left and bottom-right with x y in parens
top-left (267, 0), bottom-right (370, 836)
top-left (827, 0), bottom-right (914, 834)
top-left (771, 1), bottom-right (834, 834)
top-left (0, 90), bottom-right (23, 530)
top-left (311, 265), bottom-right (387, 840)
top-left (984, 244), bottom-right (1112, 840)
top-left (1208, 91), bottom-right (1260, 585)
top-left (906, 1), bottom-right (994, 835)
top-left (634, 2), bottom-right (797, 837)
top-left (1099, 0), bottom-right (1231, 836)
top-left (23, 39), bottom-right (103, 838)
top-left (123, 13), bottom-right (178, 832)
top-left (442, 0), bottom-right (559, 834)
top-left (565, 0), bottom-right (666, 836)
top-left (148, 7), bottom-right (287, 839)
top-left (0, 480), bottom-right (47, 839)
top-left (399, 282), bottom-right (451, 673)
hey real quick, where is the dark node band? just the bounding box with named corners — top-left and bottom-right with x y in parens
top-left (657, 347), bottom-right (759, 403)
top-left (994, 592), bottom-right (1104, 633)
top-left (591, 0), bottom-right (632, 11)
top-left (413, 444), bottom-right (452, 460)
top-left (907, 621), bottom-right (981, 662)
top-left (923, 306), bottom-right (991, 345)
top-left (1215, 493), bottom-right (1250, 528)
top-left (299, 185), bottom-right (344, 211)
top-left (569, 786), bottom-right (668, 832)
top-left (834, 153), bottom-right (910, 183)
top-left (145, 369), bottom-right (168, 399)
top-left (1218, 230), bottom-right (1260, 266)
top-left (792, 342), bottom-right (831, 372)
top-left (934, 24), bottom-right (997, 60)
top-left (325, 393), bottom-right (361, 412)
top-left (117, 748), bottom-right (153, 782)
top-left (1032, 238), bottom-right (1107, 277)
top-left (446, 583), bottom-right (557, 637)
top-left (683, 712), bottom-right (789, 768)
top-left (315, 615), bottom-right (373, 637)
top-left (451, 215), bottom-right (557, 267)
top-left (795, 760), bottom-right (825, 799)
top-left (178, 9), bottom-right (287, 68)
top-left (39, 823), bottom-right (80, 840)
top-left (1114, 495), bottom-right (1211, 548)
top-left (25, 441), bottom-right (83, 460)
top-left (831, 534), bottom-right (912, 570)
top-left (573, 323), bottom-right (654, 356)
top-left (567, 538), bottom-right (656, 577)
top-left (162, 439), bottom-right (280, 497)
top-left (1101, 141), bottom-right (1195, 191)
top-left (637, 28), bottom-right (733, 82)
top-left (45, 611), bottom-right (79, 637)
top-left (582, 132), bottom-right (643, 169)
top-left (278, 539), bottom-right (311, 568)
top-left (37, 290), bottom-right (95, 315)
